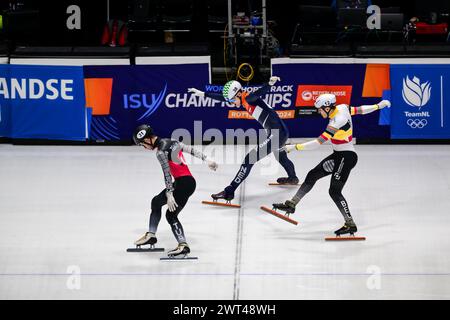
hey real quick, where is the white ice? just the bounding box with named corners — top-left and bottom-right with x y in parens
top-left (0, 144), bottom-right (449, 299)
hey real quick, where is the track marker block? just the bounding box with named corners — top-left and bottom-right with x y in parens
top-left (202, 201), bottom-right (241, 208)
top-left (260, 206), bottom-right (299, 225)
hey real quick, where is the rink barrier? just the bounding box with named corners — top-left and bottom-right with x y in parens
top-left (1, 46), bottom-right (450, 143)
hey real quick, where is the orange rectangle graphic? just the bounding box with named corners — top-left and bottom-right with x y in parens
top-left (228, 110), bottom-right (295, 119)
top-left (84, 78), bottom-right (113, 115)
top-left (228, 110), bottom-right (253, 119)
top-left (275, 110), bottom-right (295, 119)
top-left (362, 64), bottom-right (390, 98)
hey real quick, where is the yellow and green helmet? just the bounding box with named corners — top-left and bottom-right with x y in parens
top-left (223, 80), bottom-right (242, 101)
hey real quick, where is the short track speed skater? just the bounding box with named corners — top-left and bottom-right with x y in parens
top-left (270, 94), bottom-right (390, 242)
top-left (189, 77), bottom-right (298, 205)
top-left (131, 125), bottom-right (215, 260)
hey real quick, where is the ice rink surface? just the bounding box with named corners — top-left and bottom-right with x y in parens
top-left (1, 143), bottom-right (450, 299)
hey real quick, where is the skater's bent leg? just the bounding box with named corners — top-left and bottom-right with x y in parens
top-left (272, 129), bottom-right (296, 178)
top-left (166, 176), bottom-right (196, 244)
top-left (291, 166), bottom-right (330, 205)
top-left (328, 151), bottom-right (358, 225)
top-left (228, 148), bottom-right (258, 192)
top-left (166, 212), bottom-right (187, 244)
top-left (275, 149), bottom-right (297, 178)
top-left (329, 180), bottom-right (354, 225)
top-left (149, 189), bottom-right (167, 234)
top-left (229, 134), bottom-right (278, 192)
top-left (165, 200), bottom-right (188, 244)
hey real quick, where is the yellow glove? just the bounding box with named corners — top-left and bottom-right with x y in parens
top-left (282, 144), bottom-right (303, 153)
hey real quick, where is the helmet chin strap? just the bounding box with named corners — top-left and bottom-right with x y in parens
top-left (142, 137), bottom-right (155, 148)
top-left (322, 105), bottom-right (335, 117)
top-left (227, 90), bottom-right (242, 103)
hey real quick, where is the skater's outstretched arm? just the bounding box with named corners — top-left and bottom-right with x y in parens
top-left (246, 76), bottom-right (280, 104)
top-left (283, 100), bottom-right (391, 153)
top-left (179, 143), bottom-right (207, 161)
top-left (205, 91), bottom-right (227, 102)
top-left (282, 124), bottom-right (340, 152)
top-left (350, 100), bottom-right (390, 115)
top-left (179, 142), bottom-right (218, 171)
top-left (284, 113), bottom-right (347, 152)
top-left (188, 87), bottom-right (227, 102)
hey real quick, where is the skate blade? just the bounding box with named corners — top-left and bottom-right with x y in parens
top-left (160, 256), bottom-right (198, 261)
top-left (260, 206), bottom-right (298, 225)
top-left (325, 236), bottom-right (366, 241)
top-left (202, 201), bottom-right (241, 208)
top-left (268, 183), bottom-right (299, 186)
top-left (126, 248), bottom-right (165, 252)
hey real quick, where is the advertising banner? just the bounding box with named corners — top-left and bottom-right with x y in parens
top-left (84, 63), bottom-right (211, 141)
top-left (0, 64), bottom-right (86, 140)
top-left (0, 65), bottom-right (11, 138)
top-left (4, 59), bottom-right (449, 142)
top-left (390, 64), bottom-right (450, 139)
top-left (271, 61), bottom-right (390, 139)
top-left (83, 64), bottom-right (310, 142)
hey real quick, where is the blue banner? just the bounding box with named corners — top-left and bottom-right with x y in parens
top-left (0, 65), bottom-right (12, 138)
top-left (86, 63), bottom-right (391, 141)
top-left (0, 64), bottom-right (86, 140)
top-left (390, 64), bottom-right (450, 139)
top-left (84, 64), bottom-right (212, 141)
top-left (82, 62), bottom-right (393, 141)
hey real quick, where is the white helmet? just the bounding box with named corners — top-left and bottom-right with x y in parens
top-left (314, 93), bottom-right (336, 109)
top-left (223, 80), bottom-right (242, 100)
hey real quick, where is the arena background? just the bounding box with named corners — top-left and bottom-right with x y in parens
top-left (1, 0), bottom-right (450, 303)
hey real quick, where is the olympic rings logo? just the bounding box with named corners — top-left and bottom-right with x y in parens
top-left (407, 119), bottom-right (428, 129)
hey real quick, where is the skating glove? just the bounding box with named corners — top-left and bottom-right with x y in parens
top-left (377, 100), bottom-right (391, 109)
top-left (268, 76), bottom-right (281, 86)
top-left (166, 191), bottom-right (178, 213)
top-left (187, 88), bottom-right (205, 97)
top-left (207, 159), bottom-right (218, 171)
top-left (281, 144), bottom-right (297, 153)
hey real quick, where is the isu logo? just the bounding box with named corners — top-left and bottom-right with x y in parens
top-left (123, 83), bottom-right (168, 121)
top-left (296, 85), bottom-right (352, 107)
